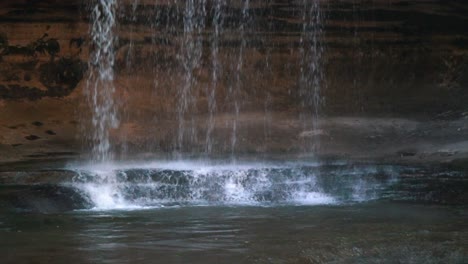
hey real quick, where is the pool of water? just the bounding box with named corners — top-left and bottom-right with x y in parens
top-left (0, 162), bottom-right (467, 263)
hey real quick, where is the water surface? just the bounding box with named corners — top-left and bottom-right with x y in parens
top-left (0, 162), bottom-right (467, 263)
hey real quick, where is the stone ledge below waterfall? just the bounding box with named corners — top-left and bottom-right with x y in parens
top-left (2, 115), bottom-right (468, 169)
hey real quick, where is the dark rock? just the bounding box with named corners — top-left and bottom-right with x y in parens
top-left (38, 58), bottom-right (86, 97)
top-left (45, 130), bottom-right (56, 135)
top-left (8, 124), bottom-right (25, 129)
top-left (0, 184), bottom-right (92, 213)
top-left (31, 121), bottom-right (43, 126)
top-left (23, 73), bottom-right (31, 81)
top-left (26, 151), bottom-right (77, 158)
top-left (0, 84), bottom-right (45, 100)
top-left (70, 37), bottom-right (84, 48)
top-left (397, 150), bottom-right (417, 157)
top-left (0, 33), bottom-right (86, 100)
top-left (25, 135), bottom-right (40, 140)
top-left (391, 171), bottom-right (468, 205)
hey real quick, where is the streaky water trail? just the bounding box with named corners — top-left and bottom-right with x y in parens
top-left (85, 0), bottom-right (119, 162)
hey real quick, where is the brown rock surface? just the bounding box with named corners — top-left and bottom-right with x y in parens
top-left (0, 0), bottom-right (468, 165)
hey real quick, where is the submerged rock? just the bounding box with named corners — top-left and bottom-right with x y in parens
top-left (0, 184), bottom-right (91, 213)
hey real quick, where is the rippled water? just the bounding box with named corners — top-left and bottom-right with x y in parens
top-left (0, 161), bottom-right (467, 263)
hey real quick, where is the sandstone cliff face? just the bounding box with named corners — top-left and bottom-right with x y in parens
top-left (0, 0), bottom-right (467, 163)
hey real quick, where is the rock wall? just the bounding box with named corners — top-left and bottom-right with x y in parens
top-left (0, 0), bottom-right (467, 163)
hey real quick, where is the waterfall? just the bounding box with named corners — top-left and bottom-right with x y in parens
top-left (205, 0), bottom-right (226, 155)
top-left (229, 0), bottom-right (250, 159)
top-left (75, 0), bottom-right (339, 210)
top-left (81, 0), bottom-right (326, 161)
top-left (85, 0), bottom-right (119, 162)
top-left (299, 0), bottom-right (324, 153)
top-left (176, 0), bottom-right (207, 156)
top-left (120, 0), bottom-right (140, 158)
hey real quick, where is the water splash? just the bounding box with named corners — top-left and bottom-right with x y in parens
top-left (85, 0), bottom-right (119, 162)
top-left (70, 162), bottom-right (399, 210)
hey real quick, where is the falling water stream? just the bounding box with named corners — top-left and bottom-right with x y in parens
top-left (78, 0), bottom-right (332, 210)
top-left (83, 0), bottom-right (325, 159)
top-left (85, 0), bottom-right (119, 162)
top-left (205, 0), bottom-right (225, 155)
top-left (176, 0), bottom-right (206, 156)
top-left (1, 1), bottom-right (467, 263)
top-left (229, 0), bottom-right (250, 158)
top-left (299, 0), bottom-right (324, 152)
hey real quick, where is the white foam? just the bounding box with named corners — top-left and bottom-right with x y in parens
top-left (67, 160), bottom-right (399, 211)
top-left (67, 159), bottom-right (323, 172)
top-left (292, 191), bottom-right (336, 205)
